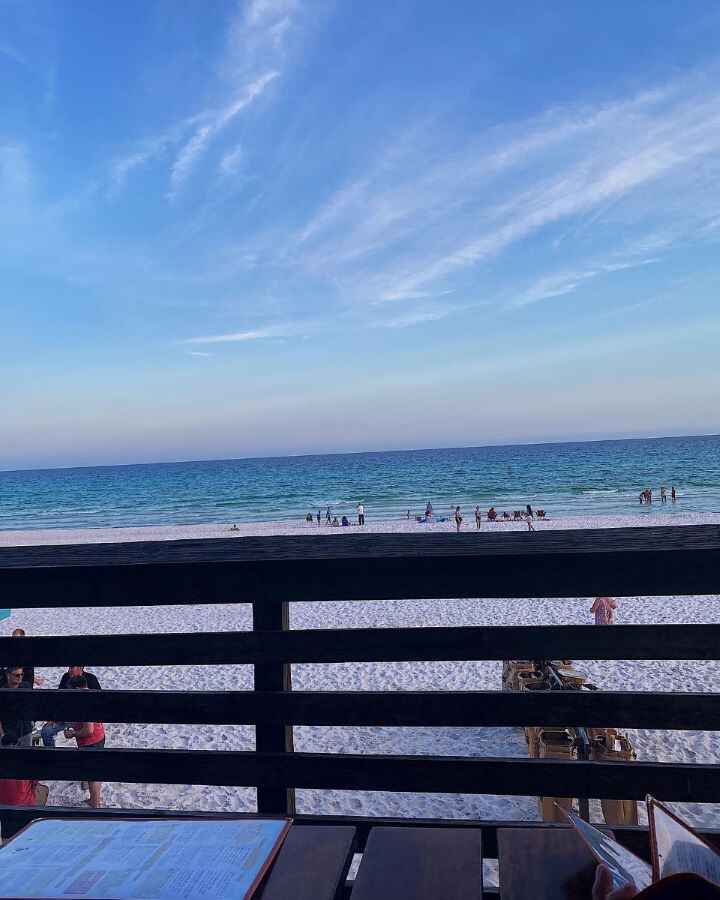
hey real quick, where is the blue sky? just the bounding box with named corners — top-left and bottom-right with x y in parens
top-left (2, 0), bottom-right (720, 469)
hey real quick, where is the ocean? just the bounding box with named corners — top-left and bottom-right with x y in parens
top-left (0, 434), bottom-right (718, 531)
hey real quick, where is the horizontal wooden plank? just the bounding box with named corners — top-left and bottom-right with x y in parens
top-left (498, 826), bottom-right (595, 900)
top-left (258, 825), bottom-right (357, 900)
top-left (2, 624), bottom-right (720, 667)
top-left (3, 526), bottom-right (719, 568)
top-left (2, 687), bottom-right (719, 730)
top-left (1, 527), bottom-right (718, 607)
top-left (3, 748), bottom-right (720, 802)
top-left (350, 826), bottom-right (482, 900)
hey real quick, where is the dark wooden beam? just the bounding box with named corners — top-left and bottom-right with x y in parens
top-left (2, 687), bottom-right (719, 730)
top-left (3, 623), bottom-right (720, 667)
top-left (252, 599), bottom-right (295, 815)
top-left (290, 815), bottom-right (690, 860)
top-left (4, 748), bottom-right (720, 802)
top-left (2, 526), bottom-right (718, 607)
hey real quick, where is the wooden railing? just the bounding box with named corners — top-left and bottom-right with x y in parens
top-left (1, 525), bottom-right (719, 848)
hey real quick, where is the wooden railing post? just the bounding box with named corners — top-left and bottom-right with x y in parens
top-left (252, 598), bottom-right (296, 815)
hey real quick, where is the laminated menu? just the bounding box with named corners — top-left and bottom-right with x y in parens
top-left (0, 817), bottom-right (291, 900)
top-left (562, 797), bottom-right (720, 896)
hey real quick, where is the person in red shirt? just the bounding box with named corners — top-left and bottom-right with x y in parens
top-left (41, 664), bottom-right (102, 747)
top-left (63, 675), bottom-right (105, 808)
top-left (0, 779), bottom-right (48, 806)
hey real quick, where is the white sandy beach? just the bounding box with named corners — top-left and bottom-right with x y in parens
top-left (3, 511), bottom-right (720, 827)
top-left (2, 509), bottom-right (718, 545)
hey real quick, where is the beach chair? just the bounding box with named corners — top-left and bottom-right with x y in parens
top-left (501, 659), bottom-right (538, 692)
top-left (589, 728), bottom-right (639, 825)
top-left (537, 729), bottom-right (575, 821)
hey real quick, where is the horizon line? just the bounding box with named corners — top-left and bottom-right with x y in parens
top-left (1, 429), bottom-right (718, 477)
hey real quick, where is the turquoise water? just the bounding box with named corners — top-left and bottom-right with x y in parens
top-left (0, 435), bottom-right (718, 531)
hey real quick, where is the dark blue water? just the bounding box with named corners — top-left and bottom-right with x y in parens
top-left (0, 435), bottom-right (718, 531)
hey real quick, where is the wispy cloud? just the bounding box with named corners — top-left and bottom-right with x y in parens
top-left (296, 88), bottom-right (674, 258)
top-left (111, 146), bottom-right (164, 192)
top-left (188, 350), bottom-right (213, 357)
top-left (507, 258), bottom-right (660, 308)
top-left (181, 322), bottom-right (298, 344)
top-left (219, 143), bottom-right (243, 176)
top-left (169, 72), bottom-right (278, 194)
top-left (374, 288), bottom-right (456, 304)
top-left (167, 0), bottom-right (298, 194)
top-left (109, 112), bottom-right (207, 193)
top-left (227, 0), bottom-right (299, 68)
top-left (287, 67), bottom-right (720, 308)
top-left (244, 0), bottom-right (298, 29)
top-left (371, 306), bottom-right (459, 328)
top-left (113, 0), bottom-right (297, 199)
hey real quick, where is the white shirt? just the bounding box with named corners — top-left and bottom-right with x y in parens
top-left (357, 504), bottom-right (364, 514)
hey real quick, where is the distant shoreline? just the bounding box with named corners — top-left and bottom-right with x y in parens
top-left (2, 510), bottom-right (719, 547)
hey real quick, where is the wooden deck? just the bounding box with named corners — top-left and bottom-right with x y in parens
top-left (1, 525), bottom-right (719, 880)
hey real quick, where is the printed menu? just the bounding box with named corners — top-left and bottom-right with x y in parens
top-left (562, 798), bottom-right (720, 896)
top-left (0, 817), bottom-right (291, 899)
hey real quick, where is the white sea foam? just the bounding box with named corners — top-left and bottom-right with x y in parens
top-left (3, 511), bottom-right (720, 826)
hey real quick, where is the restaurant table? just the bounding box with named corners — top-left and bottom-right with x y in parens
top-left (351, 826), bottom-right (484, 899)
top-left (497, 826), bottom-right (597, 900)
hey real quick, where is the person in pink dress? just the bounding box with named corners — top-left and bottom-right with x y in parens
top-left (591, 596), bottom-right (617, 625)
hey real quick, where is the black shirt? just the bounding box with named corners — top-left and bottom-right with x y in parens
top-left (0, 685), bottom-right (33, 745)
top-left (58, 671), bottom-right (102, 691)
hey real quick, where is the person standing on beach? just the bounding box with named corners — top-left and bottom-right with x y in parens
top-left (357, 503), bottom-right (365, 526)
top-left (425, 502), bottom-right (433, 519)
top-left (661, 486), bottom-right (667, 503)
top-left (316, 509), bottom-right (321, 524)
top-left (671, 486), bottom-right (677, 502)
top-left (591, 596), bottom-right (617, 625)
top-left (64, 675), bottom-right (105, 808)
top-left (454, 506), bottom-right (463, 532)
top-left (474, 506), bottom-right (481, 529)
top-left (325, 507), bottom-right (331, 524)
top-left (526, 504), bottom-right (533, 519)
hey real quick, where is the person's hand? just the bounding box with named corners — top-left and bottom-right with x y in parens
top-left (592, 865), bottom-right (638, 899)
